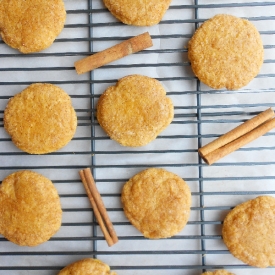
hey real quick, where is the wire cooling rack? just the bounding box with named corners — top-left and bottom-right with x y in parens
top-left (0, 0), bottom-right (275, 274)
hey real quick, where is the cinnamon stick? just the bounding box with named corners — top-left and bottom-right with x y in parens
top-left (79, 168), bottom-right (118, 246)
top-left (199, 108), bottom-right (275, 165)
top-left (75, 32), bottom-right (153, 74)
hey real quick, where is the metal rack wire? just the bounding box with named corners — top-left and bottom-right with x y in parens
top-left (0, 0), bottom-right (275, 274)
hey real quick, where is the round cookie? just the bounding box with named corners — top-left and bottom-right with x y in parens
top-left (97, 75), bottom-right (174, 147)
top-left (0, 0), bottom-right (66, 53)
top-left (202, 271), bottom-right (235, 275)
top-left (103, 0), bottom-right (172, 26)
top-left (222, 196), bottom-right (275, 268)
top-left (0, 170), bottom-right (62, 246)
top-left (58, 258), bottom-right (117, 275)
top-left (188, 14), bottom-right (264, 90)
top-left (121, 168), bottom-right (191, 239)
top-left (4, 83), bottom-right (77, 154)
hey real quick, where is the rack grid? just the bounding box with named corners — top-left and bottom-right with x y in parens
top-left (0, 0), bottom-right (275, 274)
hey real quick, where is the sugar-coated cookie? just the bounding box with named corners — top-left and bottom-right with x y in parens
top-left (58, 258), bottom-right (117, 275)
top-left (4, 83), bottom-right (77, 154)
top-left (0, 0), bottom-right (66, 53)
top-left (103, 0), bottom-right (171, 26)
top-left (202, 271), bottom-right (235, 275)
top-left (97, 75), bottom-right (173, 147)
top-left (188, 14), bottom-right (264, 90)
top-left (121, 168), bottom-right (191, 239)
top-left (0, 171), bottom-right (62, 246)
top-left (222, 196), bottom-right (275, 267)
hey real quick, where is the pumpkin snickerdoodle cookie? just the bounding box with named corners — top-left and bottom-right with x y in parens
top-left (222, 196), bottom-right (275, 268)
top-left (97, 74), bottom-right (173, 147)
top-left (121, 168), bottom-right (191, 239)
top-left (0, 170), bottom-right (62, 246)
top-left (202, 270), bottom-right (235, 275)
top-left (0, 0), bottom-right (66, 53)
top-left (102, 0), bottom-right (172, 26)
top-left (58, 258), bottom-right (117, 275)
top-left (4, 83), bottom-right (77, 154)
top-left (188, 14), bottom-right (264, 90)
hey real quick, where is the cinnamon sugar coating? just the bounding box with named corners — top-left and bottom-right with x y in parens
top-left (4, 83), bottom-right (77, 154)
top-left (103, 0), bottom-right (171, 26)
top-left (121, 168), bottom-right (191, 239)
top-left (202, 271), bottom-right (235, 275)
top-left (0, 0), bottom-right (66, 53)
top-left (97, 75), bottom-right (173, 147)
top-left (188, 14), bottom-right (264, 90)
top-left (222, 196), bottom-right (275, 267)
top-left (58, 258), bottom-right (117, 275)
top-left (0, 171), bottom-right (62, 246)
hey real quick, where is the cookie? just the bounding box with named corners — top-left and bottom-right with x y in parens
top-left (4, 83), bottom-right (77, 154)
top-left (58, 258), bottom-right (117, 275)
top-left (202, 271), bottom-right (235, 275)
top-left (103, 0), bottom-right (171, 26)
top-left (188, 14), bottom-right (264, 90)
top-left (121, 168), bottom-right (191, 239)
top-left (0, 0), bottom-right (66, 53)
top-left (222, 196), bottom-right (275, 268)
top-left (0, 170), bottom-right (62, 246)
top-left (97, 75), bottom-right (174, 147)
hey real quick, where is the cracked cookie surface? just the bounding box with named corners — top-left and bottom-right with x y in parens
top-left (121, 168), bottom-right (191, 239)
top-left (188, 14), bottom-right (263, 90)
top-left (0, 170), bottom-right (62, 246)
top-left (97, 74), bottom-right (173, 147)
top-left (58, 258), bottom-right (117, 275)
top-left (0, 0), bottom-right (66, 53)
top-left (4, 83), bottom-right (77, 154)
top-left (103, 0), bottom-right (171, 26)
top-left (222, 196), bottom-right (275, 267)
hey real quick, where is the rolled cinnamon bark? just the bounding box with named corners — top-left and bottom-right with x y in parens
top-left (75, 32), bottom-right (153, 74)
top-left (79, 170), bottom-right (114, 246)
top-left (199, 108), bottom-right (275, 165)
top-left (83, 168), bottom-right (118, 245)
top-left (79, 168), bottom-right (118, 246)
